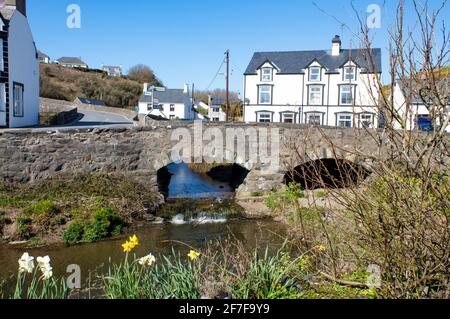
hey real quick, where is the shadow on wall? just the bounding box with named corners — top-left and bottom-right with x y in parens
top-left (283, 158), bottom-right (371, 190)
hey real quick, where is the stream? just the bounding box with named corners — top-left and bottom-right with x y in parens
top-left (0, 163), bottom-right (286, 291)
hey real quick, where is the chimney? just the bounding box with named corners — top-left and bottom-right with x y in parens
top-left (183, 84), bottom-right (189, 94)
top-left (5, 0), bottom-right (27, 16)
top-left (332, 35), bottom-right (341, 56)
top-left (143, 83), bottom-right (150, 93)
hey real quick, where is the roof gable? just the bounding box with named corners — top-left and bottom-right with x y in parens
top-left (57, 57), bottom-right (87, 65)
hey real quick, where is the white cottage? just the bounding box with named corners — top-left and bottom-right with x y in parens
top-left (243, 36), bottom-right (382, 128)
top-left (138, 84), bottom-right (196, 120)
top-left (0, 0), bottom-right (39, 128)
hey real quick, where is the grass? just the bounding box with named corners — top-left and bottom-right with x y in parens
top-left (0, 174), bottom-right (161, 245)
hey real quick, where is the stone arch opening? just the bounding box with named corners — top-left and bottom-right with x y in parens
top-left (156, 162), bottom-right (250, 199)
top-left (283, 158), bottom-right (370, 190)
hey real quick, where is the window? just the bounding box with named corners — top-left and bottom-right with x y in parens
top-left (257, 112), bottom-right (272, 123)
top-left (212, 107), bottom-right (221, 113)
top-left (344, 66), bottom-right (356, 81)
top-left (147, 104), bottom-right (153, 111)
top-left (340, 85), bottom-right (353, 105)
top-left (170, 104), bottom-right (175, 112)
top-left (309, 67), bottom-right (321, 81)
top-left (306, 113), bottom-right (322, 125)
top-left (309, 86), bottom-right (323, 105)
top-left (259, 86), bottom-right (272, 104)
top-left (337, 114), bottom-right (352, 128)
top-left (13, 83), bottom-right (24, 117)
top-left (281, 113), bottom-right (295, 123)
top-left (0, 84), bottom-right (5, 112)
top-left (0, 40), bottom-right (3, 71)
top-left (359, 114), bottom-right (374, 128)
top-left (213, 117), bottom-right (220, 122)
top-left (170, 115), bottom-right (175, 120)
top-left (261, 68), bottom-right (272, 82)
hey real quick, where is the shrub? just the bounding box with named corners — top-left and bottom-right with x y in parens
top-left (16, 216), bottom-right (33, 240)
top-left (24, 200), bottom-right (60, 228)
top-left (62, 221), bottom-right (85, 245)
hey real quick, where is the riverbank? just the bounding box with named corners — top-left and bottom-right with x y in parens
top-left (0, 174), bottom-right (164, 247)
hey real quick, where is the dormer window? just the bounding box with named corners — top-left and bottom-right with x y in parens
top-left (261, 68), bottom-right (273, 82)
top-left (309, 67), bottom-right (321, 81)
top-left (344, 66), bottom-right (356, 81)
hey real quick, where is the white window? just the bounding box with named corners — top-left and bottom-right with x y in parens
top-left (257, 112), bottom-right (272, 123)
top-left (309, 86), bottom-right (322, 105)
top-left (309, 67), bottom-right (321, 81)
top-left (170, 115), bottom-right (175, 120)
top-left (337, 114), bottom-right (353, 128)
top-left (259, 86), bottom-right (272, 104)
top-left (147, 104), bottom-right (153, 111)
top-left (344, 66), bottom-right (356, 81)
top-left (261, 68), bottom-right (272, 82)
top-left (170, 104), bottom-right (175, 112)
top-left (213, 117), bottom-right (220, 122)
top-left (307, 113), bottom-right (322, 125)
top-left (212, 107), bottom-right (220, 113)
top-left (13, 83), bottom-right (24, 117)
top-left (282, 113), bottom-right (295, 123)
top-left (359, 114), bottom-right (374, 128)
top-left (340, 85), bottom-right (353, 105)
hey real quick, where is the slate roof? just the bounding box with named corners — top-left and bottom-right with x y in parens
top-left (244, 48), bottom-right (382, 75)
top-left (140, 89), bottom-right (185, 104)
top-left (75, 97), bottom-right (106, 106)
top-left (37, 50), bottom-right (49, 59)
top-left (210, 96), bottom-right (226, 106)
top-left (396, 77), bottom-right (450, 105)
top-left (57, 57), bottom-right (88, 65)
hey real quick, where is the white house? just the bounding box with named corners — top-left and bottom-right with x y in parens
top-left (138, 84), bottom-right (197, 120)
top-left (392, 79), bottom-right (450, 132)
top-left (208, 96), bottom-right (227, 122)
top-left (102, 65), bottom-right (122, 77)
top-left (0, 0), bottom-right (40, 128)
top-left (56, 57), bottom-right (88, 69)
top-left (243, 36), bottom-right (382, 128)
top-left (37, 50), bottom-right (50, 64)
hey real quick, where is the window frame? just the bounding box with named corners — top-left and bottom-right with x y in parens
top-left (13, 82), bottom-right (24, 118)
top-left (336, 113), bottom-right (353, 128)
top-left (280, 112), bottom-right (296, 124)
top-left (339, 84), bottom-right (354, 105)
top-left (305, 112), bottom-right (324, 126)
top-left (170, 104), bottom-right (175, 112)
top-left (309, 66), bottom-right (321, 82)
top-left (256, 111), bottom-right (273, 123)
top-left (358, 113), bottom-right (375, 128)
top-left (343, 66), bottom-right (356, 81)
top-left (308, 85), bottom-right (323, 106)
top-left (258, 85), bottom-right (273, 105)
top-left (261, 67), bottom-right (273, 82)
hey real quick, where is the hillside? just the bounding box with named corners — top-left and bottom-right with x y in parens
top-left (40, 64), bottom-right (160, 108)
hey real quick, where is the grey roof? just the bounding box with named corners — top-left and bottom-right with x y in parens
top-left (0, 6), bottom-right (15, 21)
top-left (57, 57), bottom-right (87, 65)
top-left (244, 48), bottom-right (382, 75)
top-left (140, 89), bottom-right (185, 104)
top-left (37, 50), bottom-right (49, 59)
top-left (76, 97), bottom-right (106, 106)
top-left (396, 77), bottom-right (450, 104)
top-left (210, 96), bottom-right (225, 106)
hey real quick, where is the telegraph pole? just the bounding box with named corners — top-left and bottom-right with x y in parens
top-left (225, 49), bottom-right (230, 122)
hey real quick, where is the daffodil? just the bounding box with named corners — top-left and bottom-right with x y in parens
top-left (138, 253), bottom-right (156, 267)
top-left (187, 250), bottom-right (201, 261)
top-left (18, 253), bottom-right (35, 274)
top-left (129, 235), bottom-right (139, 248)
top-left (37, 256), bottom-right (53, 280)
top-left (314, 245), bottom-right (326, 253)
top-left (122, 241), bottom-right (134, 253)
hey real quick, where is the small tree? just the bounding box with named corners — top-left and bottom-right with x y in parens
top-left (127, 64), bottom-right (163, 86)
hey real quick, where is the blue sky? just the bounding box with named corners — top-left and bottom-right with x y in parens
top-left (28, 0), bottom-right (448, 93)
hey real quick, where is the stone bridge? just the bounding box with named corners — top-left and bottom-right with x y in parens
top-left (0, 122), bottom-right (391, 199)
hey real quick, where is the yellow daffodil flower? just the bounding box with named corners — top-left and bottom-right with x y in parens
top-left (129, 235), bottom-right (139, 248)
top-left (187, 250), bottom-right (201, 261)
top-left (314, 245), bottom-right (326, 253)
top-left (122, 241), bottom-right (133, 253)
